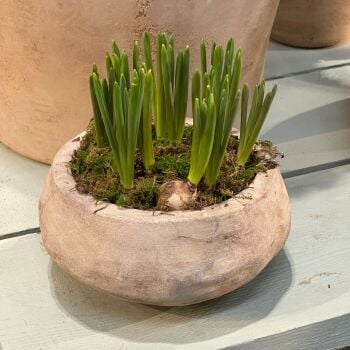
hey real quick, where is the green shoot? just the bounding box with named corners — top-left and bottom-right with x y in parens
top-left (192, 38), bottom-right (242, 187)
top-left (89, 65), bottom-right (108, 147)
top-left (188, 94), bottom-right (217, 185)
top-left (90, 38), bottom-right (157, 187)
top-left (142, 32), bottom-right (157, 125)
top-left (237, 83), bottom-right (277, 166)
top-left (140, 70), bottom-right (155, 170)
top-left (153, 33), bottom-right (190, 143)
top-left (88, 33), bottom-right (278, 195)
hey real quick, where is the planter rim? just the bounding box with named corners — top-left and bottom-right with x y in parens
top-left (52, 132), bottom-right (280, 223)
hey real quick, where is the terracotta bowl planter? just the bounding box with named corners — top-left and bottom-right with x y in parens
top-left (0, 0), bottom-right (279, 164)
top-left (39, 134), bottom-right (291, 306)
top-left (272, 0), bottom-right (350, 48)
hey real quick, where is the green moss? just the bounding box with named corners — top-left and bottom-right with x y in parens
top-left (155, 154), bottom-right (190, 180)
top-left (70, 121), bottom-right (278, 210)
top-left (117, 177), bottom-right (158, 210)
top-left (115, 194), bottom-right (131, 207)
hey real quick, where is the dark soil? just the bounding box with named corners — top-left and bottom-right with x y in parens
top-left (70, 121), bottom-right (280, 210)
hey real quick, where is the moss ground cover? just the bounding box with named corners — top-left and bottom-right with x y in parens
top-left (70, 121), bottom-right (279, 210)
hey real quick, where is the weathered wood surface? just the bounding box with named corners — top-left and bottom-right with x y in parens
top-left (1, 165), bottom-right (349, 349)
top-left (263, 65), bottom-right (350, 174)
top-left (0, 144), bottom-right (48, 237)
top-left (224, 314), bottom-right (350, 350)
top-left (265, 40), bottom-right (350, 79)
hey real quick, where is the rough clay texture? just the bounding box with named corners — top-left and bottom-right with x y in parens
top-left (39, 135), bottom-right (291, 306)
top-left (272, 0), bottom-right (350, 48)
top-left (0, 0), bottom-right (279, 164)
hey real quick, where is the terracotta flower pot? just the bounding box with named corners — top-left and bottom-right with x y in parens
top-left (39, 134), bottom-right (291, 306)
top-left (272, 0), bottom-right (350, 48)
top-left (0, 0), bottom-right (279, 164)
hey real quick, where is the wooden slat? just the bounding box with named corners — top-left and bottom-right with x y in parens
top-left (0, 144), bottom-right (48, 237)
top-left (263, 65), bottom-right (350, 173)
top-left (223, 314), bottom-right (350, 350)
top-left (265, 41), bottom-right (350, 80)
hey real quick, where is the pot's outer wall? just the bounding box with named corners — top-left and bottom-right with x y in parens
top-left (272, 0), bottom-right (350, 48)
top-left (39, 134), bottom-right (291, 306)
top-left (0, 0), bottom-right (279, 164)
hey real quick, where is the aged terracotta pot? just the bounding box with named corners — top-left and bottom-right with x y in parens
top-left (0, 0), bottom-right (279, 164)
top-left (39, 134), bottom-right (291, 306)
top-left (272, 0), bottom-right (350, 48)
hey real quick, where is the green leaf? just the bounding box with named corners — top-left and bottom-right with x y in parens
top-left (188, 98), bottom-right (201, 184)
top-left (108, 68), bottom-right (117, 124)
top-left (105, 52), bottom-right (113, 77)
top-left (192, 70), bottom-right (201, 115)
top-left (161, 44), bottom-right (175, 142)
top-left (169, 34), bottom-right (175, 49)
top-left (197, 94), bottom-right (217, 182)
top-left (167, 43), bottom-right (175, 90)
top-left (200, 39), bottom-right (207, 76)
top-left (89, 74), bottom-right (108, 147)
top-left (113, 82), bottom-right (127, 173)
top-left (202, 72), bottom-right (210, 100)
top-left (112, 41), bottom-right (121, 58)
top-left (143, 32), bottom-right (153, 72)
top-left (92, 73), bottom-right (121, 177)
top-left (125, 70), bottom-right (145, 188)
top-left (121, 51), bottom-right (130, 88)
top-left (174, 51), bottom-right (183, 137)
top-left (243, 84), bottom-right (259, 149)
top-left (188, 94), bottom-right (217, 185)
top-left (222, 38), bottom-right (234, 81)
top-left (240, 84), bottom-right (249, 149)
top-left (141, 71), bottom-right (155, 170)
top-left (92, 64), bottom-right (99, 77)
top-left (156, 33), bottom-right (167, 138)
top-left (176, 46), bottom-right (190, 142)
top-left (112, 54), bottom-right (121, 81)
top-left (237, 84), bottom-right (277, 166)
top-left (133, 41), bottom-right (140, 72)
top-left (123, 87), bottom-right (129, 137)
top-left (222, 90), bottom-right (240, 153)
top-left (210, 42), bottom-right (216, 66)
top-left (205, 83), bottom-right (228, 186)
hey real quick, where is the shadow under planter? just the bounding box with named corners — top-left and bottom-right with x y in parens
top-left (48, 249), bottom-right (293, 344)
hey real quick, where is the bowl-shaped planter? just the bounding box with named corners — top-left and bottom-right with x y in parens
top-left (0, 0), bottom-right (279, 164)
top-left (272, 0), bottom-right (350, 48)
top-left (39, 134), bottom-right (291, 306)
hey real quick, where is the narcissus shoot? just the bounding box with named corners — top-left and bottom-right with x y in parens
top-left (86, 33), bottom-right (278, 210)
top-left (237, 83), bottom-right (277, 166)
top-left (191, 39), bottom-right (242, 187)
top-left (187, 94), bottom-right (217, 185)
top-left (153, 33), bottom-right (190, 143)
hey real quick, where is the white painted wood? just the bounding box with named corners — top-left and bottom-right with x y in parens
top-left (1, 165), bottom-right (349, 350)
top-left (263, 65), bottom-right (350, 173)
top-left (265, 40), bottom-right (350, 79)
top-left (224, 314), bottom-right (350, 350)
top-left (0, 144), bottom-right (48, 237)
